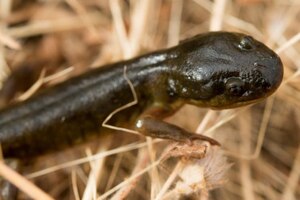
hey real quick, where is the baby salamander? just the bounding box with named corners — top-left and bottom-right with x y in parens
top-left (0, 32), bottom-right (283, 158)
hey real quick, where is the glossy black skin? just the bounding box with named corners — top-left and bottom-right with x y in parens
top-left (0, 32), bottom-right (283, 158)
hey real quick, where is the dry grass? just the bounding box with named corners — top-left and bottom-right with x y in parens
top-left (0, 0), bottom-right (299, 199)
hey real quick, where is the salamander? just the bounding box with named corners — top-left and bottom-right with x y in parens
top-left (0, 32), bottom-right (283, 158)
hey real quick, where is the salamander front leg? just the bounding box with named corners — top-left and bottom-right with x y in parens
top-left (134, 107), bottom-right (220, 146)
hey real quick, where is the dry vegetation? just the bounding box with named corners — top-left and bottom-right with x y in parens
top-left (0, 0), bottom-right (299, 199)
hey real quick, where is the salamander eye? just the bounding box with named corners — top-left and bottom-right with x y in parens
top-left (238, 36), bottom-right (256, 50)
top-left (226, 78), bottom-right (245, 96)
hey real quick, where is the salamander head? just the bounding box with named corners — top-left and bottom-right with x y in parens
top-left (168, 32), bottom-right (283, 109)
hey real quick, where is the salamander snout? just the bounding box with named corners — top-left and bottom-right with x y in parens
top-left (224, 34), bottom-right (284, 107)
top-left (228, 51), bottom-right (284, 108)
top-left (253, 54), bottom-right (283, 92)
top-left (217, 52), bottom-right (283, 109)
top-left (209, 35), bottom-right (284, 108)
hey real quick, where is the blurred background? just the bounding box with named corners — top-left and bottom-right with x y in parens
top-left (0, 0), bottom-right (299, 199)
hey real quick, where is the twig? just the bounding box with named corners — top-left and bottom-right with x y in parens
top-left (276, 32), bottom-right (300, 54)
top-left (239, 110), bottom-right (255, 200)
top-left (98, 158), bottom-right (161, 200)
top-left (26, 141), bottom-right (155, 179)
top-left (167, 0), bottom-right (183, 47)
top-left (71, 169), bottom-right (80, 200)
top-left (209, 0), bottom-right (227, 31)
top-left (0, 161), bottom-right (54, 200)
top-left (281, 145), bottom-right (300, 200)
top-left (82, 138), bottom-right (111, 200)
top-left (101, 66), bottom-right (139, 135)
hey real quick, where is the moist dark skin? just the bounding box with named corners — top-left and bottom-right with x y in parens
top-left (0, 32), bottom-right (283, 158)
